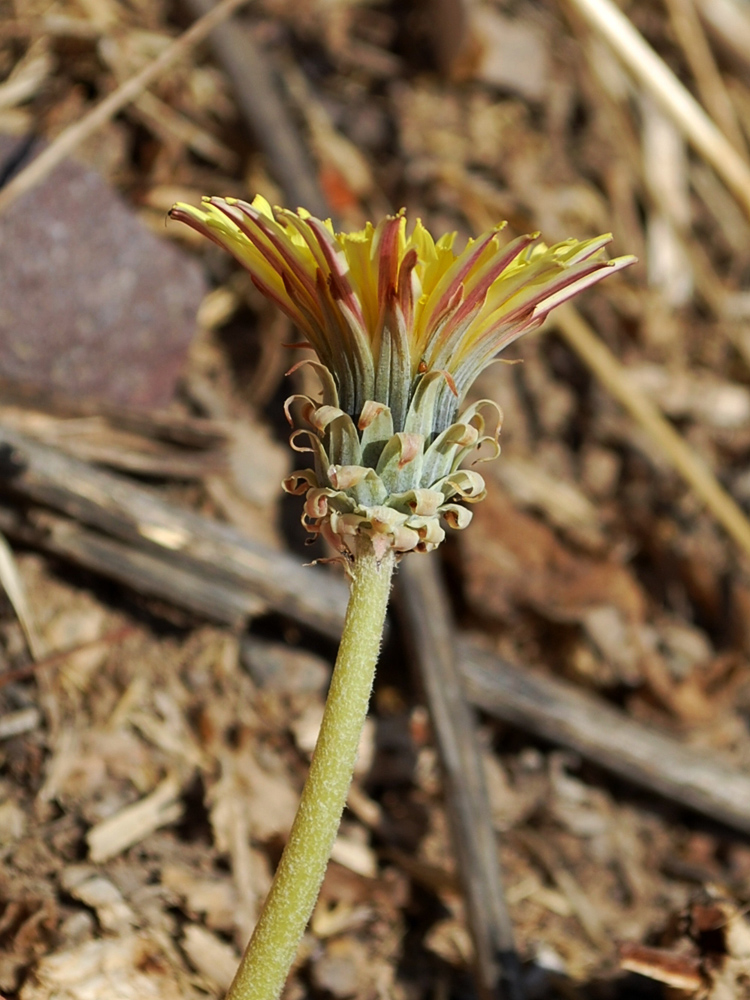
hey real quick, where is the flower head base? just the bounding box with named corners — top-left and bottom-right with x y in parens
top-left (170, 196), bottom-right (635, 560)
top-left (281, 358), bottom-right (500, 559)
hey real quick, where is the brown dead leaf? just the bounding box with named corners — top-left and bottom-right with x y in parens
top-left (463, 489), bottom-right (644, 625)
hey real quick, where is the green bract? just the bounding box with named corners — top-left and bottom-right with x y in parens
top-left (283, 361), bottom-right (500, 558)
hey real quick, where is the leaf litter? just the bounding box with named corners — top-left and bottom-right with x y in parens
top-left (3, 0), bottom-right (750, 997)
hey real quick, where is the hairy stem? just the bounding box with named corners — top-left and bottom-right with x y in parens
top-left (226, 537), bottom-right (396, 1000)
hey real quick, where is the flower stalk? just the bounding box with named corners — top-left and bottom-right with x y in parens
top-left (225, 537), bottom-right (395, 1000)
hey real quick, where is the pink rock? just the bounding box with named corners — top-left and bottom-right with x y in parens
top-left (0, 137), bottom-right (207, 409)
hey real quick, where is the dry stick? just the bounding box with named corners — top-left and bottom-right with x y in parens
top-left (697, 0), bottom-right (750, 71)
top-left (663, 0), bottom-right (747, 155)
top-left (564, 0), bottom-right (750, 220)
top-left (176, 5), bottom-right (522, 995)
top-left (0, 376), bottom-right (227, 449)
top-left (554, 304), bottom-right (750, 560)
top-left (398, 557), bottom-right (525, 1000)
top-left (460, 642), bottom-right (750, 836)
top-left (0, 0), bottom-right (250, 215)
top-left (0, 424), bottom-right (349, 638)
top-left (0, 503), bottom-right (267, 627)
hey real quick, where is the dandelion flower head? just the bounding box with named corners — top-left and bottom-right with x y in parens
top-left (170, 195), bottom-right (635, 559)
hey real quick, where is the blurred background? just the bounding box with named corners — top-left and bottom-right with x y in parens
top-left (2, 0), bottom-right (750, 998)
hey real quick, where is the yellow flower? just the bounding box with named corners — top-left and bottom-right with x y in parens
top-left (170, 196), bottom-right (635, 559)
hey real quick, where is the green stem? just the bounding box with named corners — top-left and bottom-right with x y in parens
top-left (226, 537), bottom-right (396, 1000)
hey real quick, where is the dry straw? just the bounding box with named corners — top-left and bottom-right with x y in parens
top-left (0, 0), bottom-right (250, 215)
top-left (566, 0), bottom-right (750, 219)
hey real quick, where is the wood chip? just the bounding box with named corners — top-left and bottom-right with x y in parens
top-left (181, 924), bottom-right (239, 991)
top-left (18, 934), bottom-right (188, 1000)
top-left (87, 774), bottom-right (184, 863)
top-left (0, 707), bottom-right (41, 739)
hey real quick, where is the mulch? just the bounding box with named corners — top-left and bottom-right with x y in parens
top-left (2, 0), bottom-right (750, 997)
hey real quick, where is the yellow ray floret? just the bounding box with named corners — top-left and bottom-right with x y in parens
top-left (170, 195), bottom-right (635, 429)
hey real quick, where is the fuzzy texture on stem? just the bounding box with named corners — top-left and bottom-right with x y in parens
top-left (225, 537), bottom-right (396, 1000)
